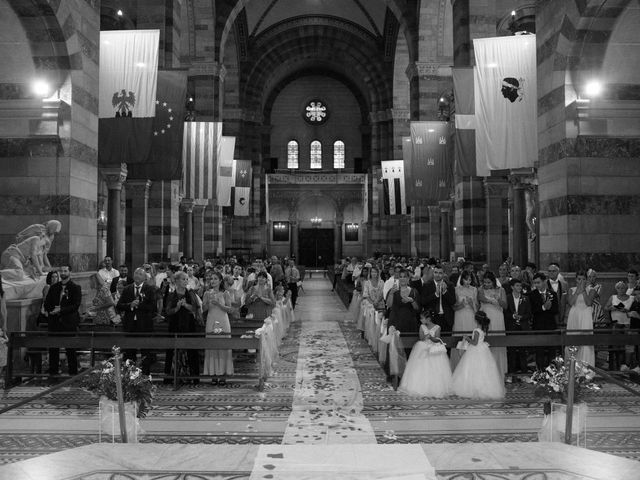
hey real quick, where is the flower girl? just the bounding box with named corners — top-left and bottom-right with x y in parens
top-left (452, 311), bottom-right (505, 399)
top-left (399, 309), bottom-right (453, 397)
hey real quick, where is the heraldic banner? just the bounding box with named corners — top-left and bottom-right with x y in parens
top-left (381, 160), bottom-right (407, 215)
top-left (217, 136), bottom-right (236, 206)
top-left (98, 30), bottom-right (159, 165)
top-left (232, 159), bottom-right (252, 216)
top-left (473, 35), bottom-right (537, 171)
top-left (182, 122), bottom-right (222, 200)
top-left (128, 69), bottom-right (187, 180)
top-left (406, 121), bottom-right (451, 206)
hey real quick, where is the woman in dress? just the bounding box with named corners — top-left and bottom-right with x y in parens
top-left (587, 269), bottom-right (606, 328)
top-left (565, 270), bottom-right (596, 366)
top-left (245, 271), bottom-right (275, 322)
top-left (478, 271), bottom-right (508, 380)
top-left (348, 266), bottom-right (369, 323)
top-left (203, 271), bottom-right (235, 385)
top-left (604, 281), bottom-right (635, 370)
top-left (88, 272), bottom-right (117, 328)
top-left (399, 309), bottom-right (452, 397)
top-left (452, 311), bottom-right (505, 399)
top-left (387, 269), bottom-right (420, 334)
top-left (223, 274), bottom-right (243, 324)
top-left (453, 270), bottom-right (478, 333)
top-left (363, 266), bottom-right (385, 310)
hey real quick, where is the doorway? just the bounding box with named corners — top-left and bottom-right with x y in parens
top-left (298, 228), bottom-right (334, 269)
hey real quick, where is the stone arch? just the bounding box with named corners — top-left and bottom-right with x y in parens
top-left (295, 193), bottom-right (338, 226)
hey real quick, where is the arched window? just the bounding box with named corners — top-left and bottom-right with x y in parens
top-left (333, 140), bottom-right (345, 169)
top-left (310, 140), bottom-right (322, 169)
top-left (287, 140), bottom-right (299, 169)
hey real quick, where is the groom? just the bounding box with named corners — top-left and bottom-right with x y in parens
top-left (419, 264), bottom-right (455, 334)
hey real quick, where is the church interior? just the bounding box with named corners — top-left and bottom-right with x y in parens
top-left (1, 0), bottom-right (640, 478)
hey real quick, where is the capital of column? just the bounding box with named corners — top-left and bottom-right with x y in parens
top-left (102, 163), bottom-right (128, 191)
top-left (127, 179), bottom-right (152, 200)
top-left (406, 62), bottom-right (450, 80)
top-left (369, 110), bottom-right (390, 123)
top-left (188, 61), bottom-right (226, 80)
top-left (439, 200), bottom-right (453, 213)
top-left (180, 198), bottom-right (195, 213)
top-left (389, 108), bottom-right (410, 121)
top-left (193, 199), bottom-right (208, 215)
top-left (483, 177), bottom-right (510, 198)
top-left (427, 205), bottom-right (441, 217)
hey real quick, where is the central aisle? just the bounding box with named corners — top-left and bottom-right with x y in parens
top-left (282, 278), bottom-right (377, 444)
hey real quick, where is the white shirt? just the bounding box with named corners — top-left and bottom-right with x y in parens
top-left (513, 294), bottom-right (521, 311)
top-left (98, 267), bottom-right (119, 284)
top-left (383, 277), bottom-right (399, 301)
top-left (549, 279), bottom-right (560, 293)
top-left (232, 275), bottom-right (244, 291)
top-left (155, 272), bottom-right (167, 288)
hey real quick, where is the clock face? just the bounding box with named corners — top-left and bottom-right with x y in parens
top-left (304, 99), bottom-right (328, 125)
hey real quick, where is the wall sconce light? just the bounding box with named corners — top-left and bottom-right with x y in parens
top-left (274, 222), bottom-right (287, 230)
top-left (97, 210), bottom-right (107, 237)
top-left (346, 223), bottom-right (359, 231)
top-left (310, 216), bottom-right (322, 227)
top-left (437, 91), bottom-right (454, 121)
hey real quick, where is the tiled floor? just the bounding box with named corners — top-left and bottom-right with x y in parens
top-left (1, 278), bottom-right (640, 478)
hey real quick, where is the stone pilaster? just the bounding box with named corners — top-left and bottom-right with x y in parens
top-left (180, 199), bottom-right (195, 259)
top-left (192, 200), bottom-right (208, 262)
top-left (483, 177), bottom-right (510, 270)
top-left (427, 206), bottom-right (441, 259)
top-left (102, 164), bottom-right (128, 265)
top-left (126, 179), bottom-right (152, 269)
top-left (439, 200), bottom-right (453, 261)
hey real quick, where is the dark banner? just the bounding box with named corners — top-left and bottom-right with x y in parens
top-left (406, 121), bottom-right (452, 206)
top-left (128, 70), bottom-right (187, 180)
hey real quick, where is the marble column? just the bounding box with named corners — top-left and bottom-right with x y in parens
top-left (360, 222), bottom-right (369, 258)
top-left (427, 206), bottom-right (441, 259)
top-left (102, 164), bottom-right (128, 265)
top-left (439, 201), bottom-right (453, 261)
top-left (181, 199), bottom-right (195, 259)
top-left (510, 176), bottom-right (528, 267)
top-left (334, 220), bottom-right (343, 264)
top-left (127, 179), bottom-right (152, 268)
top-left (483, 177), bottom-right (510, 270)
top-left (192, 200), bottom-right (208, 262)
top-left (400, 215), bottom-right (412, 257)
top-left (290, 221), bottom-right (299, 260)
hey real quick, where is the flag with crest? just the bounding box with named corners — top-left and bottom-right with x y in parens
top-left (232, 160), bottom-right (252, 216)
top-left (381, 160), bottom-right (407, 215)
top-left (98, 30), bottom-right (159, 166)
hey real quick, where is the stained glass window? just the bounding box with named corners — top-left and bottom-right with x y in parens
top-left (287, 140), bottom-right (299, 169)
top-left (333, 140), bottom-right (345, 169)
top-left (310, 140), bottom-right (322, 169)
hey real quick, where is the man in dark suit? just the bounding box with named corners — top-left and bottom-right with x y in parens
top-left (116, 267), bottom-right (156, 375)
top-left (505, 278), bottom-right (533, 375)
top-left (419, 264), bottom-right (456, 333)
top-left (546, 263), bottom-right (568, 326)
top-left (530, 272), bottom-right (559, 370)
top-left (110, 264), bottom-right (133, 294)
top-left (44, 265), bottom-right (82, 377)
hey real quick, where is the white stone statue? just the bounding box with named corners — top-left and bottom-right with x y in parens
top-left (0, 220), bottom-right (62, 281)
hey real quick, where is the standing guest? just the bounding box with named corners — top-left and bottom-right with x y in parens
top-left (547, 263), bottom-right (568, 326)
top-left (246, 271), bottom-right (276, 321)
top-left (530, 273), bottom-right (559, 370)
top-left (284, 259), bottom-right (300, 309)
top-left (223, 275), bottom-right (243, 322)
top-left (110, 265), bottom-right (133, 294)
top-left (565, 271), bottom-right (596, 366)
top-left (203, 271), bottom-right (235, 385)
top-left (496, 263), bottom-right (512, 295)
top-left (453, 271), bottom-right (478, 333)
top-left (98, 256), bottom-right (119, 285)
top-left (383, 265), bottom-right (402, 302)
top-left (604, 281), bottom-right (635, 370)
top-left (154, 263), bottom-right (168, 288)
top-left (164, 271), bottom-right (201, 385)
top-left (231, 265), bottom-right (244, 293)
top-left (451, 311), bottom-right (505, 400)
top-left (586, 269), bottom-right (606, 328)
top-left (461, 262), bottom-right (479, 287)
top-left (627, 269), bottom-right (640, 295)
top-left (270, 257), bottom-right (285, 288)
top-left (362, 266), bottom-right (385, 310)
top-left (504, 278), bottom-right (532, 375)
top-left (399, 309), bottom-right (452, 397)
top-left (386, 269), bottom-right (420, 334)
top-left (39, 270), bottom-right (59, 325)
top-left (87, 273), bottom-right (117, 328)
top-left (478, 271), bottom-right (508, 380)
top-left (627, 286), bottom-right (640, 370)
top-left (185, 266), bottom-right (200, 292)
top-left (117, 268), bottom-right (156, 375)
top-left (420, 265), bottom-right (456, 333)
top-left (449, 265), bottom-right (460, 286)
top-left (44, 265), bottom-right (81, 377)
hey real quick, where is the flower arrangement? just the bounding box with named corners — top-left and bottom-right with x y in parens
top-left (82, 358), bottom-right (156, 418)
top-left (528, 356), bottom-right (600, 406)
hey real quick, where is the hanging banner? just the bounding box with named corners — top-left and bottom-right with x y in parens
top-left (406, 122), bottom-right (452, 205)
top-left (381, 160), bottom-right (407, 215)
top-left (363, 173), bottom-right (369, 222)
top-left (232, 187), bottom-right (250, 216)
top-left (473, 35), bottom-right (537, 170)
top-left (182, 122), bottom-right (220, 199)
top-left (98, 30), bottom-right (159, 166)
top-left (216, 136), bottom-right (236, 206)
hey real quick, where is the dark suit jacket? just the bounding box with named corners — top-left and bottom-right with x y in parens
top-left (530, 289), bottom-right (559, 331)
top-left (110, 274), bottom-right (133, 293)
top-left (505, 294), bottom-right (532, 331)
top-left (547, 278), bottom-right (568, 323)
top-left (116, 283), bottom-right (156, 332)
top-left (44, 280), bottom-right (82, 330)
top-left (419, 279), bottom-right (456, 331)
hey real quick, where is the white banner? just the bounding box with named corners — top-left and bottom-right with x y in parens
top-left (216, 136), bottom-right (235, 206)
top-left (233, 187), bottom-right (250, 216)
top-left (99, 30), bottom-right (159, 118)
top-left (381, 160), bottom-right (407, 215)
top-left (474, 35), bottom-right (537, 170)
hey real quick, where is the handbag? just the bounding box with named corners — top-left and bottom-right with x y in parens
top-left (429, 340), bottom-right (447, 354)
top-left (456, 339), bottom-right (469, 350)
